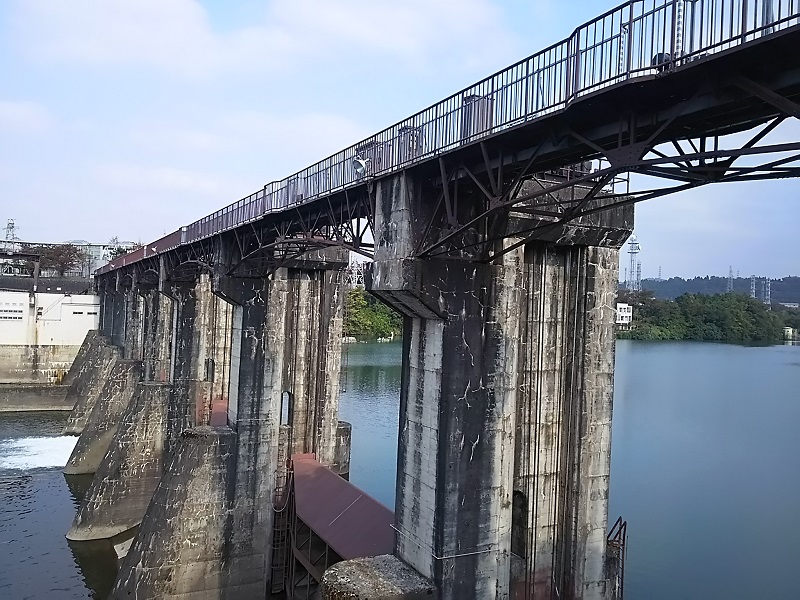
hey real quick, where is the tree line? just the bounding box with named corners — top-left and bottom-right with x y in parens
top-left (343, 288), bottom-right (402, 339)
top-left (8, 240), bottom-right (139, 277)
top-left (618, 290), bottom-right (798, 344)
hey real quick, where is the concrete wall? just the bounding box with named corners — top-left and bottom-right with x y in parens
top-left (0, 344), bottom-right (80, 384)
top-left (104, 250), bottom-right (348, 598)
top-left (64, 359), bottom-right (143, 474)
top-left (0, 384), bottom-right (71, 411)
top-left (67, 382), bottom-right (173, 541)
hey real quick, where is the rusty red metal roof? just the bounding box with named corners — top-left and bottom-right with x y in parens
top-left (292, 453), bottom-right (394, 560)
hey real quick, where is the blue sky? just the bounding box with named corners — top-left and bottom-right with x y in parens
top-left (1, 0), bottom-right (797, 278)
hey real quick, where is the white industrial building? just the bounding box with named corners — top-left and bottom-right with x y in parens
top-left (0, 289), bottom-right (99, 383)
top-left (616, 302), bottom-right (633, 330)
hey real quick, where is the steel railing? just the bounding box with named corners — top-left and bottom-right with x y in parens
top-left (100, 0), bottom-right (800, 274)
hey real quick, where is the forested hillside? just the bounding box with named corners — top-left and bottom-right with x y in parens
top-left (618, 291), bottom-right (796, 344)
top-left (343, 288), bottom-right (402, 339)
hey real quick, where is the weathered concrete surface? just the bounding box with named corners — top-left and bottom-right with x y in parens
top-left (279, 264), bottom-right (346, 463)
top-left (321, 555), bottom-right (437, 600)
top-left (170, 378), bottom-right (212, 453)
top-left (122, 285), bottom-right (144, 361)
top-left (101, 249), bottom-right (346, 596)
top-left (160, 252), bottom-right (345, 597)
top-left (63, 331), bottom-right (120, 435)
top-left (111, 427), bottom-right (246, 599)
top-left (367, 172), bottom-right (631, 600)
top-left (140, 290), bottom-right (174, 383)
top-left (511, 244), bottom-right (621, 600)
top-left (107, 289), bottom-right (127, 349)
top-left (168, 275), bottom-right (230, 427)
top-left (209, 293), bottom-right (234, 426)
top-left (0, 384), bottom-right (70, 411)
top-left (63, 359), bottom-right (143, 475)
top-left (67, 382), bottom-right (171, 541)
top-left (212, 276), bottom-right (277, 598)
top-left (0, 344), bottom-right (80, 384)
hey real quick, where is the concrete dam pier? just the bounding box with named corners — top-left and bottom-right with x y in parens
top-left (64, 252), bottom-right (352, 597)
top-left (64, 188), bottom-right (631, 599)
top-left (64, 0), bottom-right (800, 596)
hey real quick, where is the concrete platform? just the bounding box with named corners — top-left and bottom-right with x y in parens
top-left (0, 384), bottom-right (71, 412)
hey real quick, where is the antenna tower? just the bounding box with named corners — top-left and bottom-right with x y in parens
top-left (627, 236), bottom-right (641, 292)
top-left (3, 219), bottom-right (19, 252)
top-left (764, 278), bottom-right (771, 307)
top-left (750, 275), bottom-right (757, 299)
top-left (727, 266), bottom-right (734, 293)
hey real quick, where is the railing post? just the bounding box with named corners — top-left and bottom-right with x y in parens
top-left (742, 0), bottom-right (750, 41)
top-left (625, 4), bottom-right (634, 78)
top-left (523, 59), bottom-right (531, 120)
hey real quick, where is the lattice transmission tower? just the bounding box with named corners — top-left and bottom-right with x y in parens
top-left (345, 261), bottom-right (367, 288)
top-left (626, 236), bottom-right (641, 292)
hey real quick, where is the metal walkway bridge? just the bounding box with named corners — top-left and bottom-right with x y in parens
top-left (99, 0), bottom-right (800, 277)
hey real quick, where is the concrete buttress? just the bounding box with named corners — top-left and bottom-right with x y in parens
top-left (63, 359), bottom-right (143, 474)
top-left (66, 381), bottom-right (172, 541)
top-left (111, 426), bottom-right (238, 599)
top-left (169, 274), bottom-right (232, 427)
top-left (67, 275), bottom-right (224, 541)
top-left (62, 331), bottom-right (120, 436)
top-left (122, 283), bottom-right (144, 360)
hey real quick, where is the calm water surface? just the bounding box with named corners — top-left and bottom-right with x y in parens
top-left (1, 340), bottom-right (798, 598)
top-left (340, 340), bottom-right (800, 600)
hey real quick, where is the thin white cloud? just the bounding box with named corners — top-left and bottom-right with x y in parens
top-left (11, 0), bottom-right (520, 79)
top-left (0, 100), bottom-right (51, 133)
top-left (92, 164), bottom-right (229, 195)
top-left (129, 127), bottom-right (226, 154)
top-left (218, 111), bottom-right (372, 170)
top-left (124, 111), bottom-right (372, 186)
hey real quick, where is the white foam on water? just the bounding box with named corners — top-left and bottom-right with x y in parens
top-left (0, 436), bottom-right (78, 470)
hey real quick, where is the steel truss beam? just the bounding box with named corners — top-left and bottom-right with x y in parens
top-left (416, 113), bottom-right (800, 262)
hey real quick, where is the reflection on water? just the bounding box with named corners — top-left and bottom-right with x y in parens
top-left (339, 341), bottom-right (402, 508)
top-left (67, 537), bottom-right (120, 599)
top-left (0, 411), bottom-right (119, 599)
top-left (63, 473), bottom-right (94, 504)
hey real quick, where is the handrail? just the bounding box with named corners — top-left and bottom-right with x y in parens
top-left (98, 0), bottom-right (800, 274)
